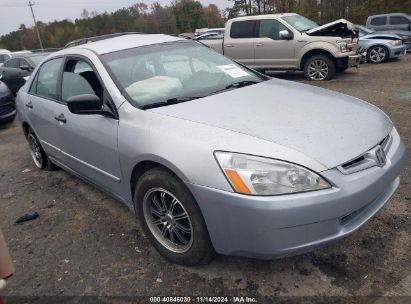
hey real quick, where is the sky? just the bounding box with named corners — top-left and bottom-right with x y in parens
top-left (0, 0), bottom-right (231, 36)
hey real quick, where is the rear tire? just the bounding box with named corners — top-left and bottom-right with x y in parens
top-left (134, 167), bottom-right (215, 266)
top-left (27, 130), bottom-right (59, 171)
top-left (303, 55), bottom-right (336, 81)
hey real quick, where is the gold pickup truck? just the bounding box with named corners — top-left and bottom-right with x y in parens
top-left (200, 13), bottom-right (361, 81)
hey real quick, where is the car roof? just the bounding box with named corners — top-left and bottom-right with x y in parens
top-left (231, 13), bottom-right (298, 21)
top-left (60, 34), bottom-right (184, 55)
top-left (10, 52), bottom-right (50, 59)
top-left (368, 13), bottom-right (411, 19)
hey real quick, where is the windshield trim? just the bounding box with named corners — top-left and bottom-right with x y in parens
top-left (99, 40), bottom-right (267, 110)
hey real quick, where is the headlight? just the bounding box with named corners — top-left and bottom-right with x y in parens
top-left (388, 40), bottom-right (401, 46)
top-left (215, 152), bottom-right (331, 196)
top-left (337, 40), bottom-right (348, 52)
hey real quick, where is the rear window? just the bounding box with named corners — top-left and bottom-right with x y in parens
top-left (230, 21), bottom-right (255, 38)
top-left (389, 16), bottom-right (409, 25)
top-left (370, 16), bottom-right (387, 26)
top-left (0, 54), bottom-right (11, 64)
top-left (4, 58), bottom-right (20, 68)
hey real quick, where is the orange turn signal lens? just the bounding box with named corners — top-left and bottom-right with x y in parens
top-left (224, 169), bottom-right (252, 195)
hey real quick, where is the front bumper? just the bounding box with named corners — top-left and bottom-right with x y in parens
top-left (388, 44), bottom-right (407, 59)
top-left (0, 104), bottom-right (16, 123)
top-left (187, 128), bottom-right (406, 259)
top-left (347, 54), bottom-right (361, 67)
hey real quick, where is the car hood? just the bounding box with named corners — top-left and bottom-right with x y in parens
top-left (362, 33), bottom-right (402, 40)
top-left (306, 19), bottom-right (357, 38)
top-left (149, 79), bottom-right (392, 170)
top-left (375, 30), bottom-right (411, 38)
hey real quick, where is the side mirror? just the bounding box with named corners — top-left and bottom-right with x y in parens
top-left (67, 94), bottom-right (103, 115)
top-left (67, 94), bottom-right (117, 118)
top-left (20, 65), bottom-right (31, 71)
top-left (279, 30), bottom-right (292, 40)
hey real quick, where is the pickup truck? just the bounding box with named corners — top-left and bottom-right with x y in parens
top-left (201, 13), bottom-right (361, 81)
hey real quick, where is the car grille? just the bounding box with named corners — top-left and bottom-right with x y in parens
top-left (337, 133), bottom-right (392, 175)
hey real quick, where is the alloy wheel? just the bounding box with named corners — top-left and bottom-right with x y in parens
top-left (28, 134), bottom-right (43, 168)
top-left (369, 47), bottom-right (386, 63)
top-left (307, 59), bottom-right (329, 80)
top-left (143, 188), bottom-right (193, 253)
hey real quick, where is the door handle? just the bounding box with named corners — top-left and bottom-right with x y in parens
top-left (25, 101), bottom-right (33, 109)
top-left (255, 43), bottom-right (264, 46)
top-left (54, 113), bottom-right (66, 124)
top-left (225, 44), bottom-right (234, 47)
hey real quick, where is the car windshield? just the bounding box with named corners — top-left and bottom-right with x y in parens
top-left (282, 15), bottom-right (319, 32)
top-left (101, 41), bottom-right (263, 108)
top-left (29, 54), bottom-right (47, 66)
top-left (356, 25), bottom-right (375, 36)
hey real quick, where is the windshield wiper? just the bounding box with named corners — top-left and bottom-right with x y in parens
top-left (141, 81), bottom-right (260, 110)
top-left (141, 96), bottom-right (202, 110)
top-left (225, 80), bottom-right (260, 90)
top-left (208, 80), bottom-right (260, 96)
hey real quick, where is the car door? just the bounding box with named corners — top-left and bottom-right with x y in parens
top-left (56, 57), bottom-right (123, 196)
top-left (224, 20), bottom-right (256, 66)
top-left (25, 57), bottom-right (66, 162)
top-left (253, 19), bottom-right (296, 68)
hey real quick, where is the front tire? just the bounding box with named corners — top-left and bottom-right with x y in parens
top-left (303, 55), bottom-right (336, 81)
top-left (134, 167), bottom-right (215, 265)
top-left (27, 130), bottom-right (58, 171)
top-left (367, 45), bottom-right (388, 64)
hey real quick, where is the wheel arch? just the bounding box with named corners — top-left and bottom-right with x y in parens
top-left (300, 49), bottom-right (337, 70)
top-left (21, 121), bottom-right (32, 138)
top-left (129, 157), bottom-right (190, 202)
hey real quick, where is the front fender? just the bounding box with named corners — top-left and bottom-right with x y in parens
top-left (297, 41), bottom-right (340, 66)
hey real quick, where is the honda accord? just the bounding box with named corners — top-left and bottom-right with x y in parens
top-left (16, 34), bottom-right (406, 265)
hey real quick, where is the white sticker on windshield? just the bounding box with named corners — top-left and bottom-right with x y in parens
top-left (217, 64), bottom-right (250, 78)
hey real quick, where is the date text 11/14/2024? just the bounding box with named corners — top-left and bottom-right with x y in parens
top-left (149, 296), bottom-right (258, 303)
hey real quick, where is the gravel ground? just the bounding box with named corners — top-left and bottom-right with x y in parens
top-left (0, 54), bottom-right (410, 302)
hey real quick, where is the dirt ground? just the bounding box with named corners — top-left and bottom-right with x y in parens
top-left (1, 54), bottom-right (410, 303)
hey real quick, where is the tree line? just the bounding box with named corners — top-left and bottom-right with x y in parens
top-left (0, 0), bottom-right (224, 51)
top-left (227, 0), bottom-right (411, 24)
top-left (0, 0), bottom-right (410, 51)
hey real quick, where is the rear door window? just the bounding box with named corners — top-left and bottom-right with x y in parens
top-left (230, 20), bottom-right (256, 38)
top-left (389, 16), bottom-right (409, 25)
top-left (370, 16), bottom-right (387, 26)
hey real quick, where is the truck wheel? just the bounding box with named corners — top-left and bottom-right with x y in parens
top-left (134, 167), bottom-right (215, 266)
top-left (367, 46), bottom-right (388, 64)
top-left (303, 55), bottom-right (336, 81)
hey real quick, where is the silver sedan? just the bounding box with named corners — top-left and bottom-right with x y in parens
top-left (16, 34), bottom-right (406, 265)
